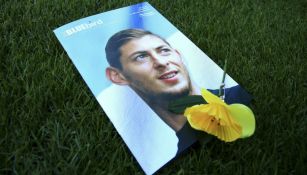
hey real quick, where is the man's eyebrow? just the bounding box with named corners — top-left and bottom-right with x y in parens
top-left (127, 44), bottom-right (171, 58)
top-left (156, 45), bottom-right (169, 50)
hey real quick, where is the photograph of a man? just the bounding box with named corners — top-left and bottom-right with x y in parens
top-left (54, 3), bottom-right (253, 173)
top-left (104, 29), bottom-right (251, 154)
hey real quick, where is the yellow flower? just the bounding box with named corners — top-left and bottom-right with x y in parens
top-left (184, 88), bottom-right (255, 142)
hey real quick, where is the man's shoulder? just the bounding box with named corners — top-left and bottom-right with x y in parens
top-left (176, 122), bottom-right (200, 155)
top-left (208, 85), bottom-right (252, 105)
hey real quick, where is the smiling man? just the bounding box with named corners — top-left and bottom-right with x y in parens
top-left (105, 29), bottom-right (251, 153)
top-left (105, 29), bottom-right (200, 133)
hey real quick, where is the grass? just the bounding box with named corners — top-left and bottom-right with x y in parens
top-left (1, 0), bottom-right (306, 174)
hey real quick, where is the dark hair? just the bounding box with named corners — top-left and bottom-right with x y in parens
top-left (105, 29), bottom-right (170, 70)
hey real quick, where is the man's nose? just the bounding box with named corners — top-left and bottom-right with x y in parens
top-left (151, 52), bottom-right (169, 68)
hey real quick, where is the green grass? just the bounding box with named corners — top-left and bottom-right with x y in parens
top-left (1, 0), bottom-right (306, 174)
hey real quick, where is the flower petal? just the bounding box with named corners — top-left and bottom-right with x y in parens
top-left (184, 105), bottom-right (211, 130)
top-left (185, 103), bottom-right (242, 142)
top-left (201, 88), bottom-right (226, 106)
top-left (228, 104), bottom-right (256, 138)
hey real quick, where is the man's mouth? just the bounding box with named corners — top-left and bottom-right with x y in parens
top-left (159, 71), bottom-right (178, 79)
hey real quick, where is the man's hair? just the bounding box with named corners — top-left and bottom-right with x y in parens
top-left (105, 29), bottom-right (170, 70)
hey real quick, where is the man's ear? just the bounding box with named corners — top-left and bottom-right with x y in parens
top-left (106, 67), bottom-right (129, 85)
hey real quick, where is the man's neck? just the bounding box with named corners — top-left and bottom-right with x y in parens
top-left (146, 84), bottom-right (201, 132)
top-left (150, 103), bottom-right (187, 132)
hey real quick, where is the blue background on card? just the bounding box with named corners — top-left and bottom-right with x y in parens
top-left (54, 2), bottom-right (177, 97)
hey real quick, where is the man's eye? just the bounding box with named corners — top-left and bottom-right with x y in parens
top-left (160, 48), bottom-right (171, 55)
top-left (134, 54), bottom-right (148, 62)
top-left (161, 48), bottom-right (170, 52)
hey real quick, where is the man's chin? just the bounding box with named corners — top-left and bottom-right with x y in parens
top-left (154, 88), bottom-right (190, 101)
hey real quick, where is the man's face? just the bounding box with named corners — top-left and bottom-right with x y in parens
top-left (118, 35), bottom-right (192, 101)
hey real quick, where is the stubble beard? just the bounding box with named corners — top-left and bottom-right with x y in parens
top-left (122, 68), bottom-right (193, 109)
top-left (147, 84), bottom-right (191, 102)
top-left (130, 77), bottom-right (193, 108)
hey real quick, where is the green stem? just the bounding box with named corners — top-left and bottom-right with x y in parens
top-left (219, 59), bottom-right (227, 97)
